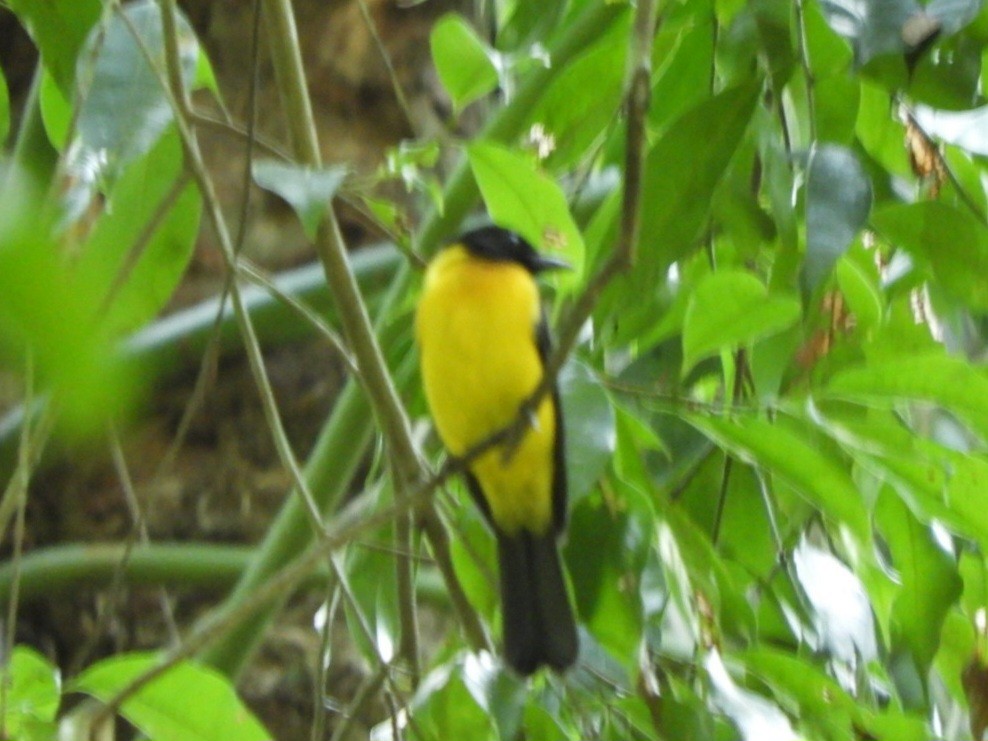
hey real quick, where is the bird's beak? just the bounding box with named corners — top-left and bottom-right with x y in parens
top-left (532, 254), bottom-right (571, 273)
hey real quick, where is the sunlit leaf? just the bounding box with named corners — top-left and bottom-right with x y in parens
top-left (0, 646), bottom-right (61, 737)
top-left (71, 652), bottom-right (271, 740)
top-left (913, 103), bottom-right (988, 156)
top-left (825, 354), bottom-right (988, 442)
top-left (75, 127), bottom-right (202, 336)
top-left (430, 13), bottom-right (499, 113)
top-left (682, 270), bottom-right (801, 374)
top-left (467, 140), bottom-right (585, 286)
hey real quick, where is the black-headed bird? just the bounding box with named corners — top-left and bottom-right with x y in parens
top-left (415, 225), bottom-right (579, 675)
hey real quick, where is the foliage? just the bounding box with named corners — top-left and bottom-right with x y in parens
top-left (1, 0), bottom-right (988, 739)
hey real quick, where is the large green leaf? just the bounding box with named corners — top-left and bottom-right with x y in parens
top-left (825, 354), bottom-right (988, 442)
top-left (7, 0), bottom-right (101, 93)
top-left (682, 270), bottom-right (801, 374)
top-left (430, 14), bottom-right (499, 113)
top-left (467, 140), bottom-right (585, 286)
top-left (525, 18), bottom-right (628, 168)
top-left (71, 653), bottom-right (270, 741)
top-left (804, 145), bottom-right (872, 295)
top-left (0, 646), bottom-right (60, 738)
top-left (686, 415), bottom-right (870, 542)
top-left (75, 127), bottom-right (202, 336)
top-left (638, 81), bottom-right (761, 273)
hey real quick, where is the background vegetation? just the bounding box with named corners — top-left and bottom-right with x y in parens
top-left (1, 0), bottom-right (988, 738)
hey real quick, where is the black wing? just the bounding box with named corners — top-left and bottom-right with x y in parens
top-left (535, 314), bottom-right (568, 537)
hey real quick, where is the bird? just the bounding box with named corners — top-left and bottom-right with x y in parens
top-left (415, 224), bottom-right (579, 675)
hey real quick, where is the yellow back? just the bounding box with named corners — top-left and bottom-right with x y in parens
top-left (416, 245), bottom-right (556, 535)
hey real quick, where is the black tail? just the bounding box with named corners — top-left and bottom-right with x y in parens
top-left (497, 529), bottom-right (578, 676)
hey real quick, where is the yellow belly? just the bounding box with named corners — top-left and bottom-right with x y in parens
top-left (416, 248), bottom-right (555, 535)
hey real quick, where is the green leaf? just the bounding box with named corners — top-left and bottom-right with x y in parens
top-left (825, 355), bottom-right (988, 442)
top-left (430, 13), bottom-right (499, 113)
top-left (461, 654), bottom-right (526, 740)
top-left (252, 160), bottom-right (347, 240)
top-left (0, 646), bottom-right (61, 736)
top-left (639, 82), bottom-right (761, 272)
top-left (467, 140), bottom-right (585, 285)
top-left (648, 15), bottom-right (716, 133)
top-left (835, 250), bottom-right (883, 333)
top-left (75, 127), bottom-right (202, 336)
top-left (7, 0), bottom-right (101, 93)
top-left (71, 652), bottom-right (270, 741)
top-left (682, 270), bottom-right (801, 374)
top-left (877, 493), bottom-right (962, 673)
top-left (871, 201), bottom-right (988, 310)
top-left (560, 361), bottom-right (616, 504)
top-left (39, 68), bottom-right (71, 150)
top-left (525, 22), bottom-right (628, 168)
top-left (804, 145), bottom-right (872, 294)
top-left (73, 0), bottom-right (199, 184)
top-left (0, 180), bottom-right (139, 436)
top-left (686, 415), bottom-right (870, 542)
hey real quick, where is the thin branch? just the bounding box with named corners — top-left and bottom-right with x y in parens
top-left (354, 0), bottom-right (419, 137)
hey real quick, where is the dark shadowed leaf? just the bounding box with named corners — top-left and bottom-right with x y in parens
top-left (559, 361), bottom-right (616, 504)
top-left (877, 494), bottom-right (961, 674)
top-left (7, 0), bottom-right (100, 93)
top-left (804, 145), bottom-right (872, 295)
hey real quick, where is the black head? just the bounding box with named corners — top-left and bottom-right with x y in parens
top-left (458, 226), bottom-right (569, 274)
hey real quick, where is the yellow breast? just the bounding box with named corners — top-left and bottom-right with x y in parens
top-left (416, 246), bottom-right (556, 535)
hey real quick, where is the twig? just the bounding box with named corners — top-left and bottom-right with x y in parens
top-left (354, 0), bottom-right (418, 137)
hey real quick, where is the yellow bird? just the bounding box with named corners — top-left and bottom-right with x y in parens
top-left (416, 225), bottom-right (578, 675)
